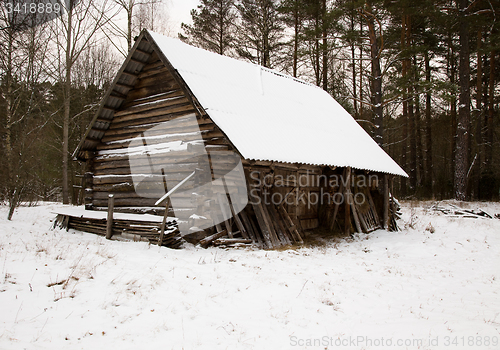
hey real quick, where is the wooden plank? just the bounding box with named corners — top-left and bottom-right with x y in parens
top-left (357, 208), bottom-right (369, 233)
top-left (383, 174), bottom-right (390, 230)
top-left (106, 194), bottom-right (115, 239)
top-left (110, 104), bottom-right (195, 127)
top-left (267, 203), bottom-right (292, 245)
top-left (349, 194), bottom-right (363, 233)
top-left (134, 47), bottom-right (153, 57)
top-left (366, 189), bottom-right (381, 226)
top-left (114, 96), bottom-right (189, 118)
top-left (239, 210), bottom-right (258, 245)
top-left (252, 201), bottom-right (273, 248)
top-left (122, 89), bottom-right (184, 109)
top-left (158, 197), bottom-right (170, 246)
top-left (277, 204), bottom-right (303, 244)
top-left (125, 80), bottom-right (178, 101)
top-left (221, 177), bottom-right (249, 239)
top-left (214, 238), bottom-right (252, 246)
top-left (217, 192), bottom-right (233, 238)
top-left (137, 66), bottom-right (169, 80)
top-left (121, 70), bottom-right (138, 78)
top-left (101, 115), bottom-right (215, 142)
top-left (199, 230), bottom-right (227, 248)
top-left (329, 172), bottom-right (345, 231)
top-left (115, 82), bottom-right (135, 89)
top-left (344, 167), bottom-right (352, 235)
top-left (130, 57), bottom-right (148, 65)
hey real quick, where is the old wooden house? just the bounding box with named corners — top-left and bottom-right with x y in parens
top-left (64, 29), bottom-right (408, 249)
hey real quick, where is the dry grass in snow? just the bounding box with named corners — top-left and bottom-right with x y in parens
top-left (0, 201), bottom-right (499, 349)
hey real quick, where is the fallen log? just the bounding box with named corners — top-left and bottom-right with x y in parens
top-left (213, 238), bottom-right (253, 246)
top-left (199, 230), bottom-right (227, 248)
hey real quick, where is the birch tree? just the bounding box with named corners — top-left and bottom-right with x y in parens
top-left (0, 5), bottom-right (53, 219)
top-left (51, 0), bottom-right (116, 204)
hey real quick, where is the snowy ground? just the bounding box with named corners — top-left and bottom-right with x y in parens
top-left (0, 201), bottom-right (499, 350)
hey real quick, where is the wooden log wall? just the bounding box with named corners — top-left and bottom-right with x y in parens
top-left (83, 46), bottom-right (399, 245)
top-left (89, 50), bottom-right (239, 236)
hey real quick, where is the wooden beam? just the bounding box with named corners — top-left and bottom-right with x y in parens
top-left (329, 168), bottom-right (347, 231)
top-left (110, 91), bottom-right (127, 99)
top-left (115, 82), bottom-right (135, 89)
top-left (344, 167), bottom-right (352, 235)
top-left (252, 201), bottom-right (273, 247)
top-left (135, 47), bottom-right (152, 56)
top-left (121, 70), bottom-right (138, 78)
top-left (216, 192), bottom-right (233, 238)
top-left (383, 174), bottom-right (390, 230)
top-left (106, 194), bottom-right (114, 239)
top-left (158, 197), bottom-right (170, 246)
top-left (277, 204), bottom-right (303, 243)
top-left (199, 230), bottom-right (227, 248)
top-left (221, 177), bottom-right (248, 239)
top-left (130, 57), bottom-right (147, 65)
top-left (350, 198), bottom-right (362, 233)
top-left (90, 127), bottom-right (105, 135)
top-left (239, 210), bottom-right (259, 245)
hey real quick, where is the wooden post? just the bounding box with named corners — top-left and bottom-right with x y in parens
top-left (329, 168), bottom-right (346, 231)
top-left (158, 198), bottom-right (170, 246)
top-left (217, 192), bottom-right (234, 238)
top-left (383, 174), bottom-right (390, 230)
top-left (344, 167), bottom-right (352, 235)
top-left (106, 194), bottom-right (114, 239)
top-left (155, 171), bottom-right (196, 247)
top-left (84, 172), bottom-right (94, 210)
top-left (221, 177), bottom-right (249, 239)
top-left (350, 199), bottom-right (363, 233)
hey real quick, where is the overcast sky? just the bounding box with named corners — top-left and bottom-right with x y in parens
top-left (167, 0), bottom-right (199, 35)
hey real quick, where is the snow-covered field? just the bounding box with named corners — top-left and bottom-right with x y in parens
top-left (0, 201), bottom-right (499, 350)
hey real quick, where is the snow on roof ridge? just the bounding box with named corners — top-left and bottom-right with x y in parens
top-left (146, 30), bottom-right (408, 177)
top-left (258, 65), bottom-right (318, 89)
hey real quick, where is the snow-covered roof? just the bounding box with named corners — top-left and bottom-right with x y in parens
top-left (147, 31), bottom-right (407, 177)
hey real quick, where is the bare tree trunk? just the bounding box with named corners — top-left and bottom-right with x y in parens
top-left (262, 1), bottom-right (270, 68)
top-left (400, 14), bottom-right (408, 197)
top-left (127, 0), bottom-right (133, 50)
top-left (62, 4), bottom-right (73, 204)
top-left (351, 7), bottom-right (358, 117)
top-left (472, 30), bottom-right (483, 200)
top-left (424, 50), bottom-right (433, 197)
top-left (485, 50), bottom-right (495, 171)
top-left (365, 3), bottom-right (383, 147)
top-left (448, 34), bottom-right (457, 197)
top-left (322, 0), bottom-right (328, 91)
top-left (415, 85), bottom-right (424, 190)
top-left (406, 16), bottom-right (416, 192)
top-left (219, 1), bottom-right (224, 55)
top-left (359, 19), bottom-right (363, 121)
top-left (292, 4), bottom-right (299, 77)
top-left (5, 28), bottom-right (15, 220)
top-left (454, 0), bottom-right (470, 201)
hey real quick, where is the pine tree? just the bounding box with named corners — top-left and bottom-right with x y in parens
top-left (179, 0), bottom-right (237, 56)
top-left (235, 0), bottom-right (284, 68)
